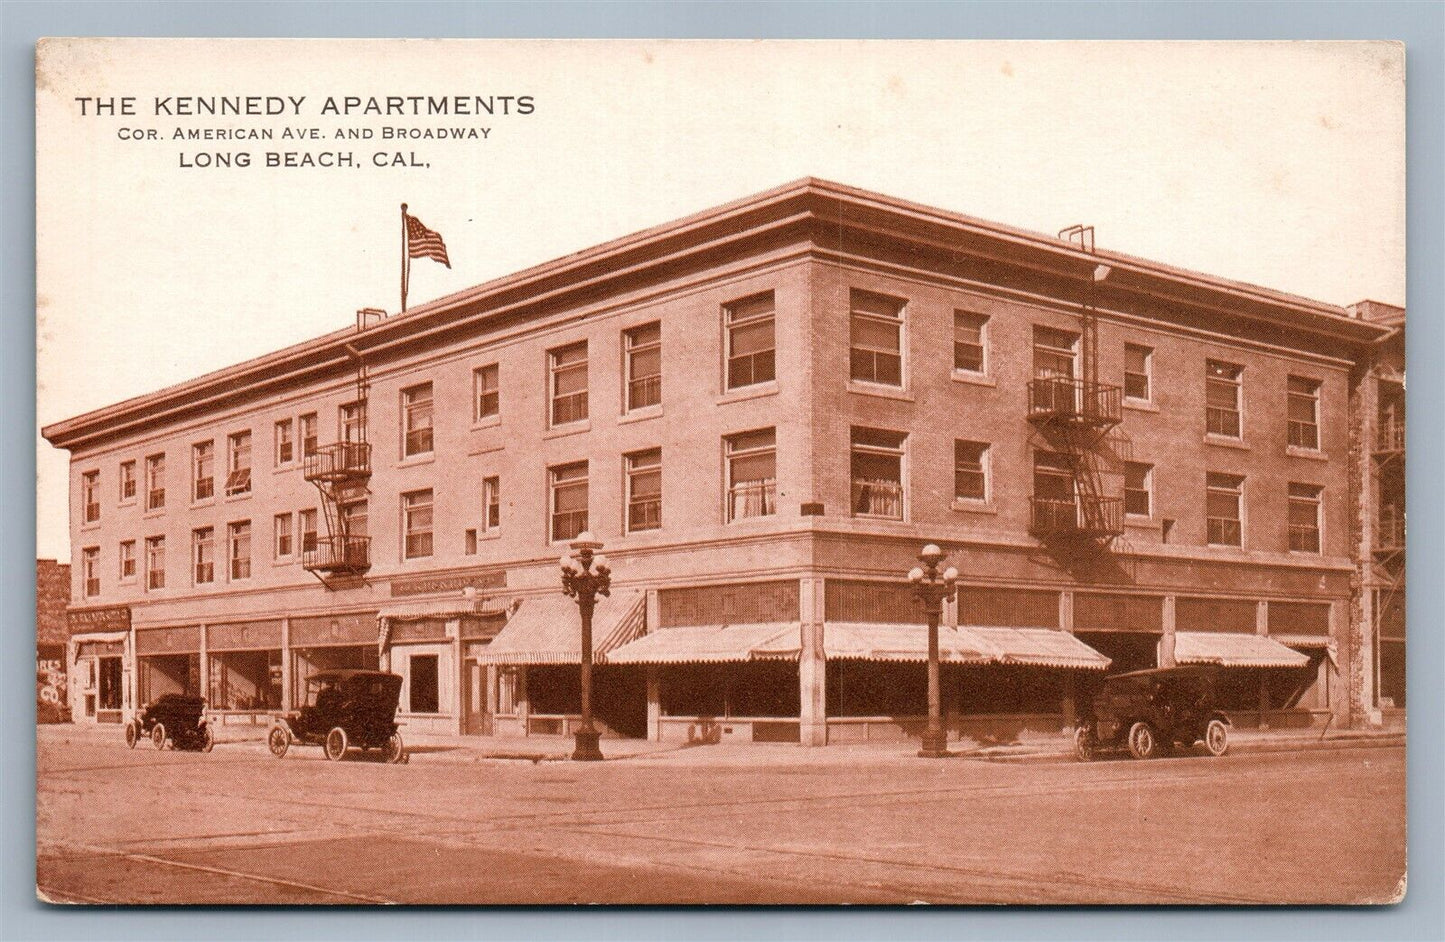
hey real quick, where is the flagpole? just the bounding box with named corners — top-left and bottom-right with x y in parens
top-left (400, 202), bottom-right (409, 313)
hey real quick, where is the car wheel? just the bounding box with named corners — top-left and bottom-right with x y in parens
top-left (1204, 718), bottom-right (1229, 757)
top-left (1126, 721), bottom-right (1158, 760)
top-left (382, 731), bottom-right (406, 765)
top-left (1073, 726), bottom-right (1096, 762)
top-left (324, 727), bottom-right (349, 762)
top-left (124, 721), bottom-right (138, 749)
top-left (200, 726), bottom-right (215, 753)
top-left (151, 723), bottom-right (167, 750)
top-left (267, 725), bottom-right (290, 759)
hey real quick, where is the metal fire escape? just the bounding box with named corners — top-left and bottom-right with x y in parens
top-left (1027, 226), bottom-right (1126, 548)
top-left (300, 309), bottom-right (381, 587)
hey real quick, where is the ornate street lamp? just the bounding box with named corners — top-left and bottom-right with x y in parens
top-left (560, 531), bottom-right (611, 762)
top-left (909, 543), bottom-right (959, 759)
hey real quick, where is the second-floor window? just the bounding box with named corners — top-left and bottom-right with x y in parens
top-left (549, 343), bottom-right (589, 427)
top-left (1288, 483), bottom-right (1323, 553)
top-left (954, 310), bottom-right (988, 374)
top-left (483, 477), bottom-right (501, 532)
top-left (145, 454), bottom-right (166, 510)
top-left (192, 442), bottom-right (213, 502)
top-left (402, 490), bottom-right (434, 558)
top-left (274, 512), bottom-right (294, 558)
top-left (275, 418), bottom-right (295, 466)
top-left (850, 427), bottom-right (905, 519)
top-left (145, 535), bottom-right (165, 590)
top-left (402, 383), bottom-right (434, 457)
top-left (473, 364), bottom-right (500, 422)
top-left (726, 428), bottom-right (776, 521)
top-left (1124, 344), bottom-right (1152, 401)
top-left (725, 293), bottom-right (775, 390)
top-left (119, 540), bottom-right (136, 581)
top-left (1287, 376), bottom-right (1321, 450)
top-left (1206, 360), bottom-right (1243, 438)
top-left (549, 463), bottom-right (588, 542)
top-left (228, 521), bottom-right (252, 580)
top-left (626, 449), bottom-right (662, 532)
top-left (1033, 451), bottom-right (1076, 504)
top-left (82, 471), bottom-right (100, 524)
top-left (225, 431), bottom-right (252, 497)
top-left (849, 289), bottom-right (904, 386)
top-left (1206, 472), bottom-right (1244, 547)
top-left (299, 412), bottom-right (318, 458)
top-left (1124, 461), bottom-right (1153, 517)
top-left (192, 527), bottom-right (214, 585)
top-left (299, 508), bottom-right (318, 554)
top-left (625, 322), bottom-right (662, 411)
top-left (82, 547), bottom-right (100, 598)
top-left (119, 460), bottom-right (136, 503)
top-left (954, 440), bottom-right (989, 502)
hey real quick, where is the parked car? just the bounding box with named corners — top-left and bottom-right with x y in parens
top-left (1074, 665), bottom-right (1231, 761)
top-left (125, 694), bottom-right (214, 752)
top-left (268, 670), bottom-right (406, 763)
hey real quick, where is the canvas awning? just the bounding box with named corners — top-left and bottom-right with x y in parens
top-left (823, 622), bottom-right (992, 663)
top-left (959, 625), bottom-right (1113, 671)
top-left (1174, 631), bottom-right (1310, 668)
top-left (475, 591), bottom-right (645, 665)
top-left (605, 623), bottom-right (800, 665)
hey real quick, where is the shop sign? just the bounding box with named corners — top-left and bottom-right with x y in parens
top-left (67, 605), bottom-right (131, 633)
top-left (390, 570), bottom-right (505, 598)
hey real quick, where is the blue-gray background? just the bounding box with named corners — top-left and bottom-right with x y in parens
top-left (2, 3), bottom-right (1439, 940)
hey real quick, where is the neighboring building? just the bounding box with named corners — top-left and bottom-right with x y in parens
top-left (42, 179), bottom-right (1395, 743)
top-left (37, 559), bottom-right (70, 723)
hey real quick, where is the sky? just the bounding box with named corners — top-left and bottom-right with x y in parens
top-left (35, 39), bottom-right (1406, 560)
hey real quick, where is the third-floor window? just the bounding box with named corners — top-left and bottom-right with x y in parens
top-left (275, 418), bottom-right (295, 466)
top-left (340, 401), bottom-right (366, 444)
top-left (473, 364), bottom-right (500, 422)
top-left (82, 470), bottom-right (100, 523)
top-left (225, 431), bottom-right (252, 497)
top-left (725, 293), bottom-right (775, 390)
top-left (299, 412), bottom-right (318, 458)
top-left (953, 310), bottom-right (988, 374)
top-left (625, 322), bottom-right (662, 411)
top-left (549, 342), bottom-right (589, 426)
top-left (1287, 376), bottom-right (1321, 450)
top-left (145, 453), bottom-right (166, 511)
top-left (1124, 344), bottom-right (1152, 401)
top-left (1206, 360), bottom-right (1243, 438)
top-left (849, 289), bottom-right (904, 386)
top-left (192, 442), bottom-right (213, 502)
top-left (118, 460), bottom-right (136, 504)
top-left (402, 383), bottom-right (434, 457)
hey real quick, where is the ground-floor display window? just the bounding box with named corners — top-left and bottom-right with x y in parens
top-left (660, 662), bottom-right (799, 719)
top-left (409, 654), bottom-right (440, 713)
top-left (138, 653), bottom-right (199, 703)
top-left (1074, 631), bottom-right (1158, 675)
top-left (529, 665), bottom-right (649, 738)
top-left (291, 645), bottom-right (379, 706)
top-left (825, 661), bottom-right (924, 717)
top-left (208, 649), bottom-right (281, 711)
top-left (951, 665), bottom-right (1066, 715)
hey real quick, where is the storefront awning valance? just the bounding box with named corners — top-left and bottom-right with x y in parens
top-left (1174, 631), bottom-right (1310, 668)
top-left (476, 591), bottom-right (645, 665)
top-left (960, 626), bottom-right (1113, 671)
top-left (824, 623), bottom-right (992, 663)
top-left (605, 623), bottom-right (800, 664)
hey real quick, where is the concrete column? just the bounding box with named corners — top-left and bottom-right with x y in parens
top-left (645, 589), bottom-right (660, 635)
top-left (448, 618), bottom-right (463, 735)
top-left (1059, 590), bottom-right (1075, 633)
top-left (646, 666), bottom-right (661, 741)
top-left (517, 666), bottom-right (530, 736)
top-left (1256, 600), bottom-right (1269, 635)
top-left (1158, 596), bottom-right (1177, 668)
top-left (485, 664), bottom-right (498, 735)
top-left (198, 623), bottom-right (210, 705)
top-left (280, 617), bottom-right (291, 711)
top-left (798, 576), bottom-right (827, 746)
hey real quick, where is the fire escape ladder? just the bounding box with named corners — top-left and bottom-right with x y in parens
top-left (300, 341), bottom-right (374, 588)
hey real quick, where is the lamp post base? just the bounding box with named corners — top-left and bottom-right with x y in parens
top-left (918, 729), bottom-right (950, 759)
top-left (571, 728), bottom-right (604, 762)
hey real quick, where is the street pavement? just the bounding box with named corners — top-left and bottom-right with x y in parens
top-left (36, 726), bottom-right (1406, 905)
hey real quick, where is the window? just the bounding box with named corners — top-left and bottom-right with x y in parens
top-left (274, 512), bottom-right (294, 558)
top-left (340, 401), bottom-right (366, 444)
top-left (1124, 344), bottom-right (1152, 401)
top-left (850, 427), bottom-right (906, 519)
top-left (849, 289), bottom-right (904, 386)
top-left (275, 418), bottom-right (295, 465)
top-left (1206, 360), bottom-right (1243, 438)
top-left (192, 527), bottom-right (214, 585)
top-left (402, 490), bottom-right (434, 558)
top-left (1206, 473), bottom-right (1244, 547)
top-left (549, 463), bottom-right (588, 542)
top-left (483, 477), bottom-right (501, 532)
top-left (1288, 483), bottom-right (1323, 553)
top-left (145, 536), bottom-right (166, 590)
top-left (626, 448), bottom-right (662, 532)
top-left (81, 547), bottom-right (100, 598)
top-left (228, 521), bottom-right (252, 580)
top-left (119, 540), bottom-right (136, 581)
top-left (625, 322), bottom-right (662, 410)
top-left (225, 431), bottom-right (252, 496)
top-left (82, 471), bottom-right (100, 524)
top-left (549, 342), bottom-right (589, 426)
top-left (192, 442), bottom-right (213, 502)
top-left (1124, 461), bottom-right (1153, 517)
top-left (402, 383), bottom-right (434, 456)
top-left (473, 364), bottom-right (499, 421)
top-left (1287, 376), bottom-right (1321, 450)
top-left (299, 413), bottom-right (318, 458)
top-left (725, 429), bottom-right (776, 521)
top-left (954, 440), bottom-right (989, 502)
top-left (1033, 451), bottom-right (1076, 503)
top-left (953, 311), bottom-right (988, 374)
top-left (409, 654), bottom-right (439, 713)
top-left (341, 500), bottom-right (368, 541)
top-left (145, 453), bottom-right (166, 510)
top-left (1033, 326), bottom-right (1078, 379)
top-left (725, 293), bottom-right (775, 390)
top-left (119, 461), bottom-right (136, 503)
top-left (299, 508), bottom-right (318, 554)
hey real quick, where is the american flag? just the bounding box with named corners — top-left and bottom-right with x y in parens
top-left (405, 213), bottom-right (451, 268)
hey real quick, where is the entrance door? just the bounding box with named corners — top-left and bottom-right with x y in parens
top-left (462, 660), bottom-right (490, 735)
top-left (97, 656), bottom-right (124, 722)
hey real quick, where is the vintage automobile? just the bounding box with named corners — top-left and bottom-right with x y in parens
top-left (268, 669), bottom-right (407, 763)
top-left (1074, 665), bottom-right (1231, 761)
top-left (125, 693), bottom-right (214, 752)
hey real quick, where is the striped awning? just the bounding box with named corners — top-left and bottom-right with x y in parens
top-left (960, 625), bottom-right (1113, 671)
top-left (605, 623), bottom-right (800, 665)
top-left (1174, 631), bottom-right (1310, 669)
top-left (823, 623), bottom-right (992, 663)
top-left (475, 591), bottom-right (645, 665)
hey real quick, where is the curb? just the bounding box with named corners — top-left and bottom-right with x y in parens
top-left (979, 734), bottom-right (1405, 764)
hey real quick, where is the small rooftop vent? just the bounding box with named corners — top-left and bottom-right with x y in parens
top-left (356, 307), bottom-right (388, 331)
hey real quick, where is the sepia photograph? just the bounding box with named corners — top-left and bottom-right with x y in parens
top-left (33, 38), bottom-right (1406, 906)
